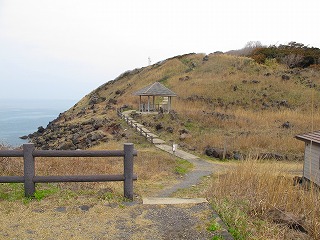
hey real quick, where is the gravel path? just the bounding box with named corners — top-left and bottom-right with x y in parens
top-left (0, 199), bottom-right (234, 240)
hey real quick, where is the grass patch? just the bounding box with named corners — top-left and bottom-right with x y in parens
top-left (0, 183), bottom-right (25, 201)
top-left (159, 75), bottom-right (169, 84)
top-left (207, 219), bottom-right (222, 232)
top-left (210, 199), bottom-right (250, 240)
top-left (183, 120), bottom-right (196, 131)
top-left (211, 235), bottom-right (224, 240)
top-left (34, 184), bottom-right (59, 201)
top-left (228, 227), bottom-right (247, 240)
top-left (0, 183), bottom-right (59, 202)
top-left (174, 159), bottom-right (193, 175)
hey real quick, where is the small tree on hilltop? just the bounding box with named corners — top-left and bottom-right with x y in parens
top-left (239, 41), bottom-right (263, 56)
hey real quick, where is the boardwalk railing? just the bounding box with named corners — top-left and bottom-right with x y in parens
top-left (0, 143), bottom-right (137, 199)
top-left (117, 110), bottom-right (154, 143)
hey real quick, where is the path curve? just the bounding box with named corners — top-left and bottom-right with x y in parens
top-left (155, 144), bottom-right (226, 197)
top-left (120, 110), bottom-right (228, 197)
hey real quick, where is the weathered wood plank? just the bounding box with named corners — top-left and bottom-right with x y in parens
top-left (0, 150), bottom-right (23, 157)
top-left (0, 176), bottom-right (24, 183)
top-left (33, 174), bottom-right (137, 183)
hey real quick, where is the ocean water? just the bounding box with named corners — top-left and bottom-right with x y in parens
top-left (0, 99), bottom-right (76, 147)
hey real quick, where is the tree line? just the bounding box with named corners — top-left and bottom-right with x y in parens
top-left (248, 41), bottom-right (320, 68)
top-left (230, 41), bottom-right (320, 69)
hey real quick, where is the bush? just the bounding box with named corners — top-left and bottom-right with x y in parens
top-left (248, 42), bottom-right (320, 68)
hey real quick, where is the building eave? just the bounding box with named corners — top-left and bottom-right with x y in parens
top-left (295, 130), bottom-right (320, 145)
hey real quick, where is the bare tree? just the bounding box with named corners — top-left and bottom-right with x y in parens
top-left (233, 41), bottom-right (263, 56)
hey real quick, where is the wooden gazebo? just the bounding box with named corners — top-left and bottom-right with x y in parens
top-left (133, 82), bottom-right (177, 113)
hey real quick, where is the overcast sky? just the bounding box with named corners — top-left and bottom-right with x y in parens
top-left (0, 0), bottom-right (319, 101)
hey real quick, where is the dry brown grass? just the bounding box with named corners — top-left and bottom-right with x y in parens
top-left (133, 101), bottom-right (320, 159)
top-left (173, 107), bottom-right (320, 156)
top-left (207, 159), bottom-right (320, 239)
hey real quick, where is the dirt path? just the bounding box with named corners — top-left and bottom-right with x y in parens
top-left (155, 144), bottom-right (227, 197)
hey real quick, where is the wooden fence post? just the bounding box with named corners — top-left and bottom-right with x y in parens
top-left (23, 144), bottom-right (35, 197)
top-left (124, 143), bottom-right (134, 200)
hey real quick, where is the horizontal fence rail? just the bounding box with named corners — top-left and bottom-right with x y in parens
top-left (117, 110), bottom-right (154, 143)
top-left (0, 143), bottom-right (137, 200)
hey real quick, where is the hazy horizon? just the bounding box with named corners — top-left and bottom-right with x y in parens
top-left (0, 98), bottom-right (76, 146)
top-left (1, 0), bottom-right (319, 100)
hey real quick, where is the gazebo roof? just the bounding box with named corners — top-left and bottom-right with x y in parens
top-left (133, 82), bottom-right (177, 97)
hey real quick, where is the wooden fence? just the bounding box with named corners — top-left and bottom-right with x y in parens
top-left (117, 110), bottom-right (155, 143)
top-left (0, 143), bottom-right (137, 200)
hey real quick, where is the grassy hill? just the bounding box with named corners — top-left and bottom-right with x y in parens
top-left (30, 53), bottom-right (320, 159)
top-left (8, 52), bottom-right (320, 239)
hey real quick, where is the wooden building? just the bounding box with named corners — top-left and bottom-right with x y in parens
top-left (133, 82), bottom-right (177, 113)
top-left (295, 130), bottom-right (320, 186)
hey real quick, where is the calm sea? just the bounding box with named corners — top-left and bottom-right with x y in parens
top-left (0, 99), bottom-right (76, 147)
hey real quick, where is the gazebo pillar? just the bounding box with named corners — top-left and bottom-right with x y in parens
top-left (139, 96), bottom-right (142, 112)
top-left (153, 96), bottom-right (155, 111)
top-left (147, 96), bottom-right (150, 112)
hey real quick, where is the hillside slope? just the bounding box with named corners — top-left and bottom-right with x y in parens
top-left (30, 53), bottom-right (320, 159)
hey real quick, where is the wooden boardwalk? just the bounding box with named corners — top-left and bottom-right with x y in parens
top-left (118, 110), bottom-right (166, 144)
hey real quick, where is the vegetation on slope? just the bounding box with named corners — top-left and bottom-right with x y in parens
top-left (29, 52), bottom-right (320, 160)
